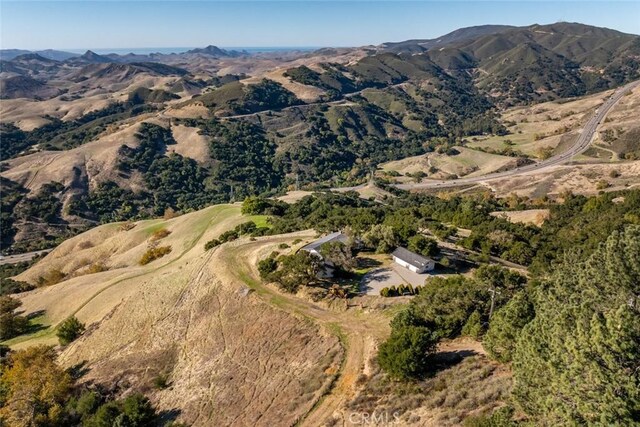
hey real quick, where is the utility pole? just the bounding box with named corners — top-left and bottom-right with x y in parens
top-left (488, 287), bottom-right (502, 320)
top-left (295, 173), bottom-right (300, 191)
top-left (230, 184), bottom-right (234, 203)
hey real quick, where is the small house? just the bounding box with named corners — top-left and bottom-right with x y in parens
top-left (391, 247), bottom-right (435, 274)
top-left (300, 231), bottom-right (350, 278)
top-left (300, 231), bottom-right (349, 259)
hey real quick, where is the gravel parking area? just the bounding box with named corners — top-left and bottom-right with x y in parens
top-left (361, 263), bottom-right (430, 295)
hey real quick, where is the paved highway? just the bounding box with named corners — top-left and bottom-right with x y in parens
top-left (394, 80), bottom-right (640, 190)
top-left (332, 80), bottom-right (639, 193)
top-left (0, 249), bottom-right (50, 266)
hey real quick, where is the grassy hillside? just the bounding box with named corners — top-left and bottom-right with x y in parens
top-left (2, 204), bottom-right (344, 425)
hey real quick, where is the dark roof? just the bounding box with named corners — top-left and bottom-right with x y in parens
top-left (301, 232), bottom-right (348, 252)
top-left (392, 247), bottom-right (434, 269)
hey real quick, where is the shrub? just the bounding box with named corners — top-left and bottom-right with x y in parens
top-left (153, 373), bottom-right (170, 389)
top-left (0, 278), bottom-right (35, 296)
top-left (86, 393), bottom-right (156, 427)
top-left (56, 316), bottom-right (85, 345)
top-left (235, 221), bottom-right (257, 235)
top-left (378, 326), bottom-right (439, 380)
top-left (38, 269), bottom-right (66, 286)
top-left (241, 196), bottom-right (286, 215)
top-left (402, 276), bottom-right (491, 338)
top-left (163, 207), bottom-right (179, 219)
top-left (139, 246), bottom-right (172, 265)
top-left (463, 406), bottom-right (515, 427)
top-left (74, 391), bottom-right (102, 419)
top-left (86, 263), bottom-right (107, 274)
top-left (278, 243), bottom-right (290, 249)
top-left (150, 228), bottom-right (171, 241)
top-left (204, 239), bottom-right (221, 250)
top-left (219, 229), bottom-right (239, 243)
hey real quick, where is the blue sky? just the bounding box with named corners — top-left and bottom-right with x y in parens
top-left (1, 1), bottom-right (639, 50)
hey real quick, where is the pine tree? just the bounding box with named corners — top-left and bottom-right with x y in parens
top-left (483, 291), bottom-right (534, 363)
top-left (512, 226), bottom-right (640, 424)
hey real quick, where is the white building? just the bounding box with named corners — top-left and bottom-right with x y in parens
top-left (300, 232), bottom-right (350, 278)
top-left (300, 231), bottom-right (349, 259)
top-left (391, 247), bottom-right (435, 274)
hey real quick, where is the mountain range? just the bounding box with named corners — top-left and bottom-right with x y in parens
top-left (1, 22), bottom-right (639, 252)
top-left (2, 20), bottom-right (640, 427)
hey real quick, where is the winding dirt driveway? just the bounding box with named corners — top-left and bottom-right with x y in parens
top-left (221, 238), bottom-right (391, 426)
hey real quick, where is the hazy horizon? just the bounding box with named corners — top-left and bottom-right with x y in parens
top-left (0, 46), bottom-right (324, 55)
top-left (2, 1), bottom-right (639, 51)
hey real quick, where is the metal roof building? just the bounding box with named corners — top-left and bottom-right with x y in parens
top-left (391, 247), bottom-right (435, 274)
top-left (300, 232), bottom-right (349, 255)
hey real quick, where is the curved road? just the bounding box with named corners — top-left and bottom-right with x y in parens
top-left (335, 79), bottom-right (639, 192)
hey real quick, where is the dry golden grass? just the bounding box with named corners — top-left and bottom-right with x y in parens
top-left (468, 89), bottom-right (613, 158)
top-left (490, 209), bottom-right (550, 227)
top-left (169, 124), bottom-right (211, 163)
top-left (345, 341), bottom-right (511, 427)
top-left (488, 161), bottom-right (640, 198)
top-left (9, 205), bottom-right (344, 426)
top-left (382, 147), bottom-right (517, 181)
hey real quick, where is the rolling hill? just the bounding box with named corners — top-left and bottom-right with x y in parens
top-left (5, 205), bottom-right (345, 426)
top-left (1, 22), bottom-right (639, 253)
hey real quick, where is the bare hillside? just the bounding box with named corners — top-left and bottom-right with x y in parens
top-left (11, 205), bottom-right (343, 426)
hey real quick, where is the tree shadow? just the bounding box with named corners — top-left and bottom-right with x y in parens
top-left (359, 268), bottom-right (394, 294)
top-left (430, 349), bottom-right (479, 372)
top-left (157, 408), bottom-right (182, 425)
top-left (68, 361), bottom-right (91, 380)
top-left (26, 309), bottom-right (46, 320)
top-left (355, 256), bottom-right (383, 269)
top-left (25, 322), bottom-right (49, 334)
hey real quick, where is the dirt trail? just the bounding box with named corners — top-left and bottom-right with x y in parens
top-left (220, 238), bottom-right (391, 426)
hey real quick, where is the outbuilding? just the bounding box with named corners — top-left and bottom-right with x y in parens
top-left (391, 247), bottom-right (435, 274)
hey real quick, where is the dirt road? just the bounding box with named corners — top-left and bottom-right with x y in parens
top-left (221, 239), bottom-right (391, 426)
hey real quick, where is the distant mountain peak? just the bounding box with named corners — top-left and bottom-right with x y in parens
top-left (185, 45), bottom-right (246, 57)
top-left (186, 45), bottom-right (229, 56)
top-left (12, 53), bottom-right (57, 63)
top-left (79, 50), bottom-right (112, 63)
